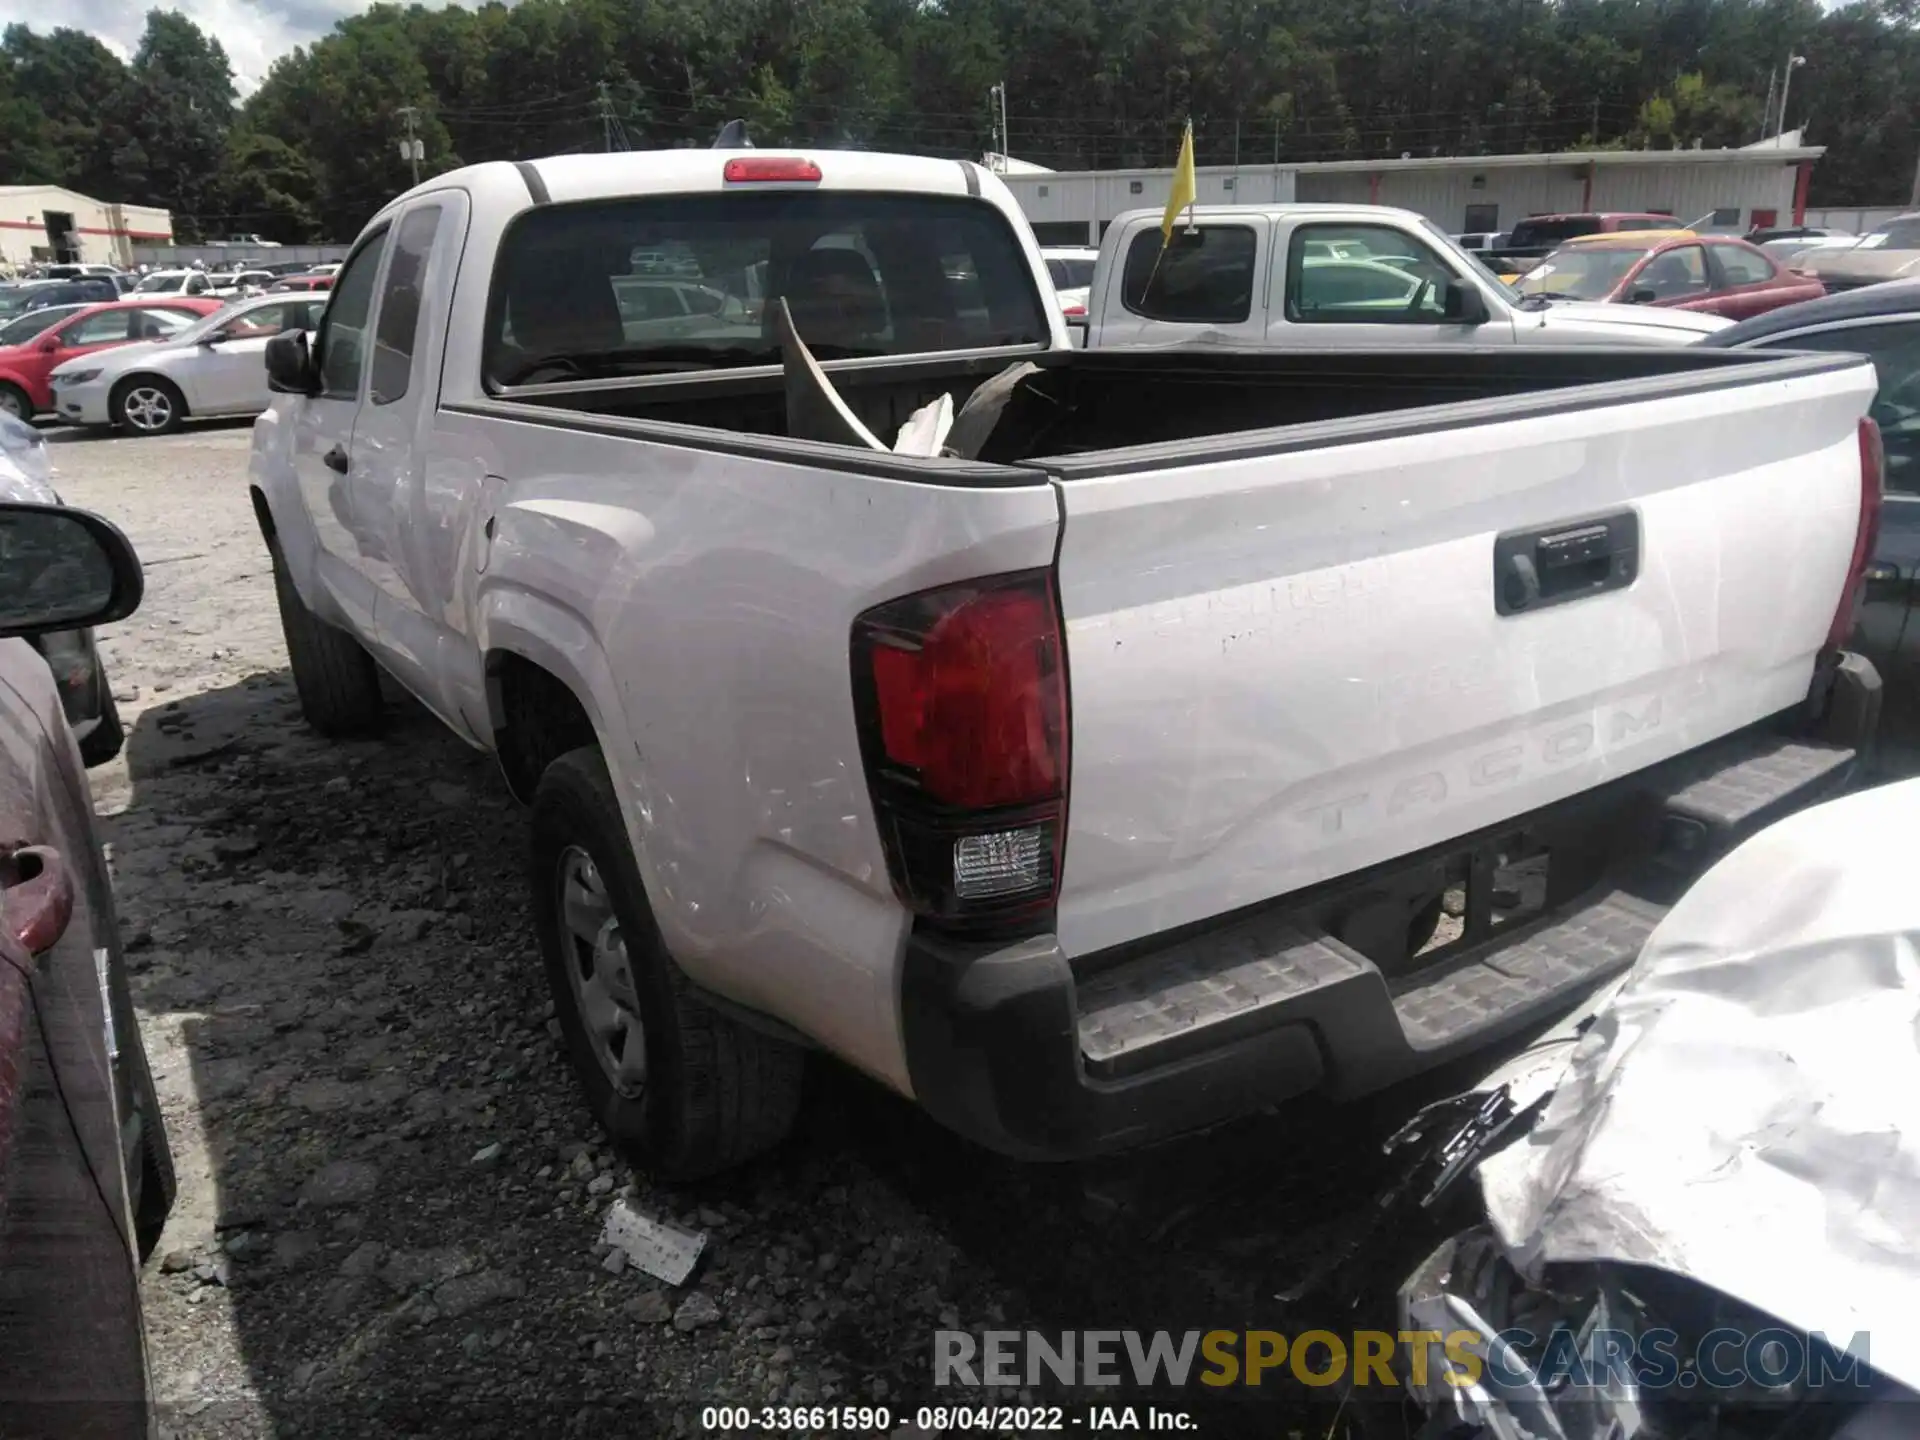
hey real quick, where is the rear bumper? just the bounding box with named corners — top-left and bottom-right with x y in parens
top-left (901, 655), bottom-right (1879, 1161)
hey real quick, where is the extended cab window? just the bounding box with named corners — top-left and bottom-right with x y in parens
top-left (317, 229), bottom-right (391, 400)
top-left (1285, 223), bottom-right (1460, 324)
top-left (485, 193), bottom-right (1049, 386)
top-left (1120, 226), bottom-right (1255, 324)
top-left (371, 205), bottom-right (443, 405)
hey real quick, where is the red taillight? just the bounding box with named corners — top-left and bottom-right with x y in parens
top-left (853, 571), bottom-right (1069, 928)
top-left (1062, 303), bottom-right (1086, 317)
top-left (1828, 416), bottom-right (1885, 652)
top-left (723, 157), bottom-right (822, 184)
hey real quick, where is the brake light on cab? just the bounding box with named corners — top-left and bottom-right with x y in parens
top-left (722, 157), bottom-right (823, 184)
top-left (851, 571), bottom-right (1069, 931)
top-left (1827, 416), bottom-right (1885, 652)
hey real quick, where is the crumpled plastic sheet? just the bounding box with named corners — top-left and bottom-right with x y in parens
top-left (1476, 777), bottom-right (1920, 1393)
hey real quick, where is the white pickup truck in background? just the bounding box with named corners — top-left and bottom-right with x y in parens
top-left (1079, 204), bottom-right (1731, 349)
top-left (249, 148), bottom-right (1882, 1179)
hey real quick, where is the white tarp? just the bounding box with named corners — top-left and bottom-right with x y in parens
top-left (1477, 777), bottom-right (1920, 1392)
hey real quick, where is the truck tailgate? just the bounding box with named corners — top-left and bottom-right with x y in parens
top-left (1047, 358), bottom-right (1877, 959)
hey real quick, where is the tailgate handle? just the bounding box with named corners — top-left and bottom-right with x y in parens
top-left (0, 846), bottom-right (72, 955)
top-left (1495, 510), bottom-right (1639, 617)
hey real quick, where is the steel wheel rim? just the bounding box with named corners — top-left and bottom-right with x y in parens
top-left (554, 845), bottom-right (647, 1098)
top-left (123, 387), bottom-right (172, 432)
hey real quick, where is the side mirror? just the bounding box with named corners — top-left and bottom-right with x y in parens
top-left (265, 330), bottom-right (318, 394)
top-left (0, 503), bottom-right (143, 638)
top-left (1629, 287), bottom-right (1658, 304)
top-left (1443, 280), bottom-right (1491, 325)
top-left (35, 335), bottom-right (59, 354)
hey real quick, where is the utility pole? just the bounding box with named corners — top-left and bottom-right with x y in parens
top-left (1590, 96), bottom-right (1601, 145)
top-left (1776, 53), bottom-right (1806, 140)
top-left (988, 81), bottom-right (1008, 170)
top-left (1760, 67), bottom-right (1778, 142)
top-left (397, 104), bottom-right (423, 185)
top-left (598, 81), bottom-right (614, 152)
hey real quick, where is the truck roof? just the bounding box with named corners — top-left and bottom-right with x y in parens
top-left (382, 149), bottom-right (996, 219)
top-left (1103, 202), bottom-right (1431, 228)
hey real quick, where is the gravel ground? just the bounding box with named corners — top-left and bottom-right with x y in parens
top-left (48, 420), bottom-right (1459, 1439)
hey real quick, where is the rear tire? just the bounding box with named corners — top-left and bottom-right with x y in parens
top-left (269, 541), bottom-right (385, 736)
top-left (530, 746), bottom-right (803, 1180)
top-left (77, 681), bottom-right (124, 768)
top-left (125, 1030), bottom-right (176, 1263)
top-left (0, 383), bottom-right (29, 421)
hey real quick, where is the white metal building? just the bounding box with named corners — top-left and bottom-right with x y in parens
top-left (0, 185), bottom-right (174, 269)
top-left (1000, 142), bottom-right (1823, 247)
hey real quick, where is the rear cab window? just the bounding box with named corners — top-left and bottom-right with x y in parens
top-left (1119, 225), bottom-right (1256, 324)
top-left (484, 193), bottom-right (1050, 387)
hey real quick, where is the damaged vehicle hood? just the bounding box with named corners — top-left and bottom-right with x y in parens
top-left (1474, 776), bottom-right (1920, 1392)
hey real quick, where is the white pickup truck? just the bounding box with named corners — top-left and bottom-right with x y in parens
top-left (1080, 204), bottom-right (1731, 349)
top-left (250, 148), bottom-right (1883, 1178)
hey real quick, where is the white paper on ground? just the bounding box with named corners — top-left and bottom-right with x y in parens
top-left (600, 1197), bottom-right (707, 1286)
top-left (1478, 777), bottom-right (1920, 1391)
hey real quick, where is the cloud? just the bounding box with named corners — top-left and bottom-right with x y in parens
top-left (0, 0), bottom-right (383, 94)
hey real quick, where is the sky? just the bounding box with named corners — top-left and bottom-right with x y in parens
top-left (0, 0), bottom-right (403, 93)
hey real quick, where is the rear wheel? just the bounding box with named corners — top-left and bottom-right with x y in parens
top-left (530, 746), bottom-right (803, 1180)
top-left (125, 1018), bottom-right (175, 1262)
top-left (0, 383), bottom-right (29, 420)
top-left (269, 541), bottom-right (385, 736)
top-left (77, 682), bottom-right (124, 768)
top-left (112, 376), bottom-right (185, 436)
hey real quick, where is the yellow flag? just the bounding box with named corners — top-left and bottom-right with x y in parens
top-left (1161, 120), bottom-right (1196, 246)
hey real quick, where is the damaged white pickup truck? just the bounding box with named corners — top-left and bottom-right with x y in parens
top-left (250, 144), bottom-right (1885, 1179)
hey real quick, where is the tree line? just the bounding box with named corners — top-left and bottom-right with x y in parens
top-left (2, 0), bottom-right (1916, 244)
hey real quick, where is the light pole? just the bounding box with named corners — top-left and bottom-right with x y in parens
top-left (1776, 54), bottom-right (1806, 140)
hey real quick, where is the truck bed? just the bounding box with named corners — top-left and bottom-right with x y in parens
top-left (494, 343), bottom-right (1830, 468)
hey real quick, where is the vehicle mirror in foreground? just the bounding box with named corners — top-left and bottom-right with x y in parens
top-left (36, 335), bottom-right (58, 353)
top-left (0, 503), bottom-right (143, 639)
top-left (265, 330), bottom-right (318, 393)
top-left (1629, 287), bottom-right (1658, 304)
top-left (1444, 280), bottom-right (1491, 325)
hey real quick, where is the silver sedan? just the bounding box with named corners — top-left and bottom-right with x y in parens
top-left (49, 293), bottom-right (325, 435)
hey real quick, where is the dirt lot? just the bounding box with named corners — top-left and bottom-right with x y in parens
top-left (50, 420), bottom-right (1452, 1439)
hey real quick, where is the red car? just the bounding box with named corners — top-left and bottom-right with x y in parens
top-left (0, 297), bottom-right (224, 421)
top-left (267, 274), bottom-right (334, 294)
top-left (1516, 234), bottom-right (1825, 320)
top-left (0, 500), bottom-right (172, 1432)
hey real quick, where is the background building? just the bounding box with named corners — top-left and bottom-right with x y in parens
top-left (0, 185), bottom-right (174, 269)
top-left (1000, 139), bottom-right (1823, 246)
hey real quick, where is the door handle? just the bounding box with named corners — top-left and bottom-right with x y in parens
top-left (1, 846), bottom-right (72, 955)
top-left (324, 445), bottom-right (350, 474)
top-left (1864, 561), bottom-right (1901, 585)
top-left (1494, 510), bottom-right (1640, 616)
